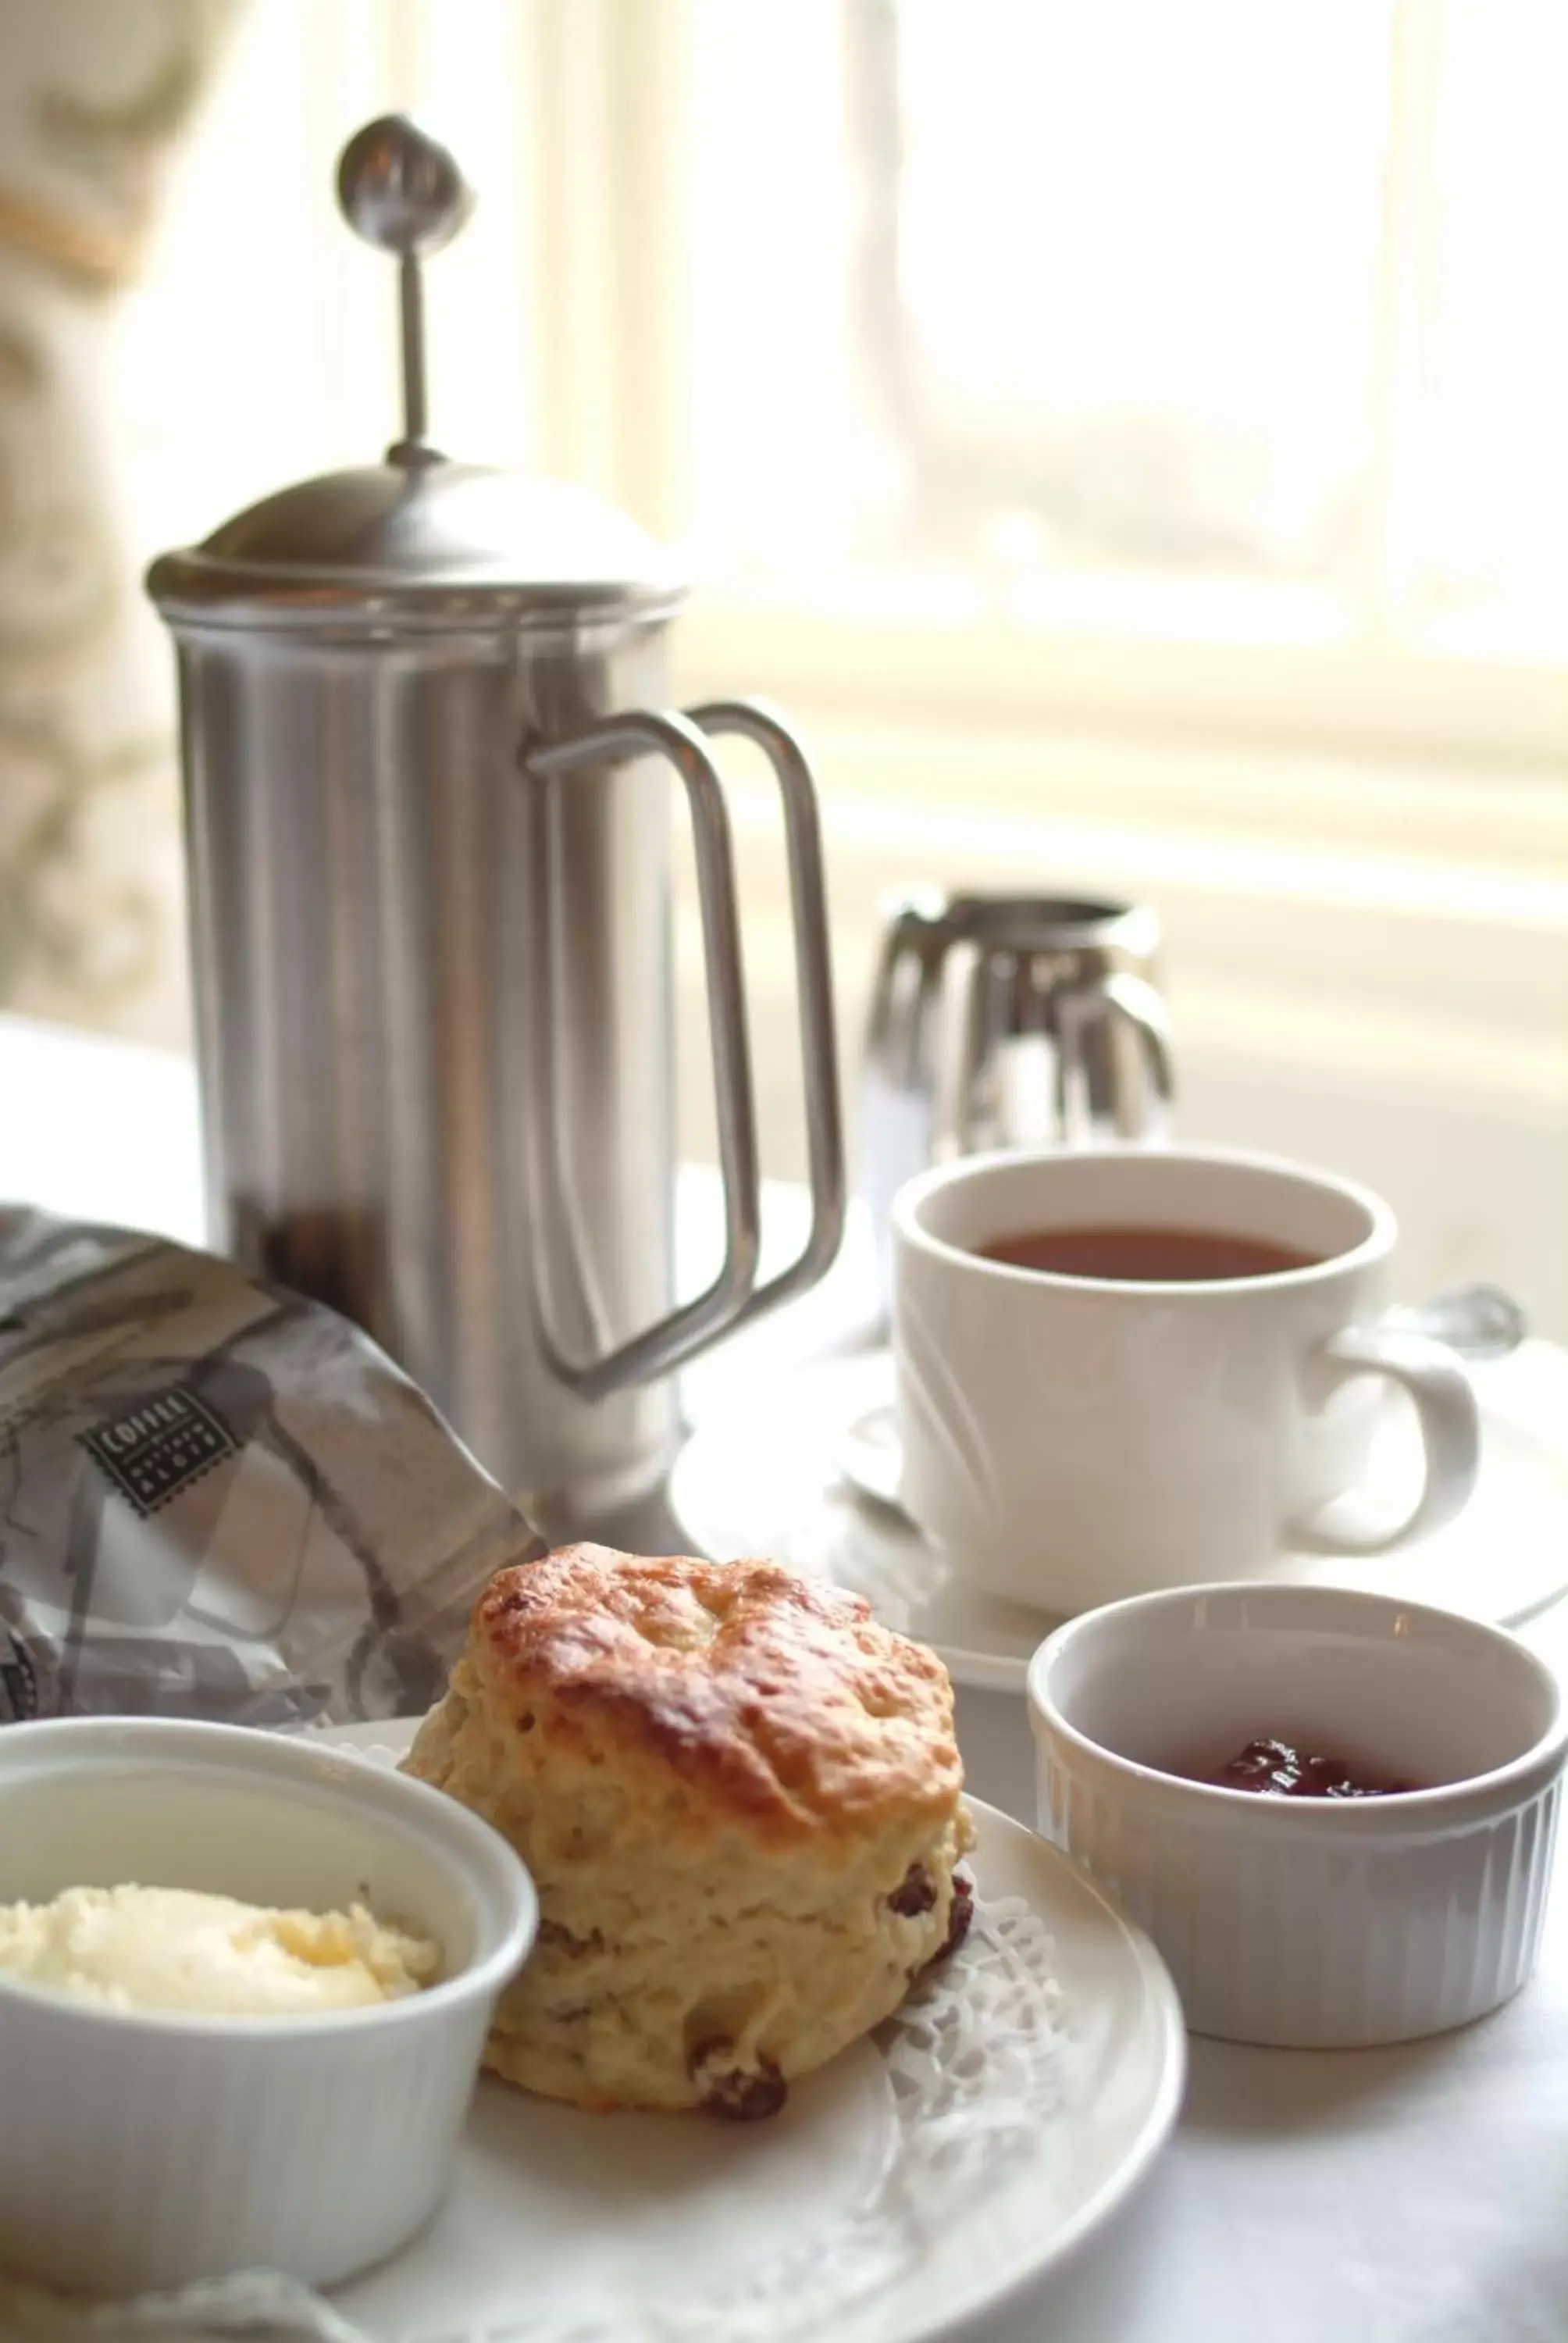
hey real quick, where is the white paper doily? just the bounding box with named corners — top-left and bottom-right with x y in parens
top-left (2, 1729), bottom-right (1182, 2343)
top-left (408, 1888), bottom-right (1067, 2343)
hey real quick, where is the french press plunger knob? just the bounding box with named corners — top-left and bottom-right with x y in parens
top-left (337, 113), bottom-right (474, 466)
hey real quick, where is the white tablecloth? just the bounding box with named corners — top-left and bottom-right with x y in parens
top-left (1, 1011), bottom-right (1565, 2343)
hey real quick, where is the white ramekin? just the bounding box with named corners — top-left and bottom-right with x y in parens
top-left (1028, 1583), bottom-right (1567, 2049)
top-left (0, 1717), bottom-right (536, 2297)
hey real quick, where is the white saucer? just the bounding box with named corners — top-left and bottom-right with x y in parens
top-left (669, 1344), bottom-right (1568, 1693)
top-left (306, 1724), bottom-right (1185, 2343)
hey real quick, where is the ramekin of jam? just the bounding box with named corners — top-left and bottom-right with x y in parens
top-left (1027, 1581), bottom-right (1566, 2052)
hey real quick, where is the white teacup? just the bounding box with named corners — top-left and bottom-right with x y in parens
top-left (892, 1147), bottom-right (1481, 1611)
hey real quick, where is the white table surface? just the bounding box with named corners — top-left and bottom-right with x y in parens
top-left (2, 1011), bottom-right (1565, 2343)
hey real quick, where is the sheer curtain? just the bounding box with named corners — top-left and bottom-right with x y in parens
top-left (0, 0), bottom-right (241, 1044)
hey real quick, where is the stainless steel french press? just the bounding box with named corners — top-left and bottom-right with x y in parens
top-left (147, 116), bottom-right (844, 1529)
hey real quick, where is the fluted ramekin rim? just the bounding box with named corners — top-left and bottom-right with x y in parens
top-left (1026, 1580), bottom-right (1568, 1839)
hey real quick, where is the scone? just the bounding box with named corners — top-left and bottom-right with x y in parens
top-left (402, 1543), bottom-right (975, 2116)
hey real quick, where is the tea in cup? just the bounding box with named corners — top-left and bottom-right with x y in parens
top-left (891, 1147), bottom-right (1480, 1611)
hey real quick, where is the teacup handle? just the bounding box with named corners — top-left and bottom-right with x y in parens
top-left (1301, 1326), bottom-right (1481, 1553)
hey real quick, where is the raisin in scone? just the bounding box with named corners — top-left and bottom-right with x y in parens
top-left (402, 1544), bottom-right (975, 2116)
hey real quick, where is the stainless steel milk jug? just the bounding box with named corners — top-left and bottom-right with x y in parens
top-left (147, 117), bottom-right (843, 1528)
top-left (857, 891), bottom-right (1173, 1300)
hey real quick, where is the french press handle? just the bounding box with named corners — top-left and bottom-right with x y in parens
top-left (520, 701), bottom-right (844, 1400)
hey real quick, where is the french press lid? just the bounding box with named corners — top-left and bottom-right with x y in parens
top-left (147, 116), bottom-right (685, 628)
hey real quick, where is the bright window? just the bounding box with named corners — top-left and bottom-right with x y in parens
top-left (686, 0), bottom-right (1568, 669)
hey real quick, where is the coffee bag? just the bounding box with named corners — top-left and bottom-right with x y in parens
top-left (0, 1210), bottom-right (543, 1727)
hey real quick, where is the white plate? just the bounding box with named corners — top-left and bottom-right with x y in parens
top-left (320, 1720), bottom-right (1184, 2343)
top-left (669, 1345), bottom-right (1568, 1694)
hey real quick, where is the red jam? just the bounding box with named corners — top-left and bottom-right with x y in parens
top-left (1201, 1737), bottom-right (1419, 1799)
